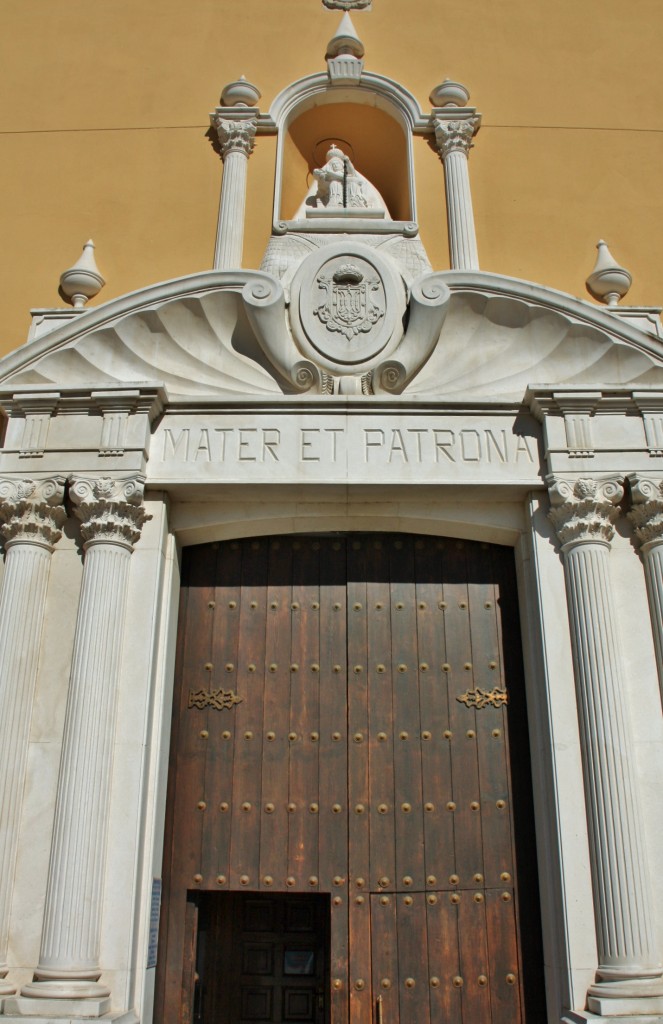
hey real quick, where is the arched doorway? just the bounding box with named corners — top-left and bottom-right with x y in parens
top-left (156, 534), bottom-right (544, 1024)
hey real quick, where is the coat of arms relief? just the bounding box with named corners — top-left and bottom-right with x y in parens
top-left (314, 263), bottom-right (384, 342)
top-left (244, 144), bottom-right (449, 395)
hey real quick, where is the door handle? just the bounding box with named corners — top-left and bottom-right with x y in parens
top-left (376, 995), bottom-right (384, 1024)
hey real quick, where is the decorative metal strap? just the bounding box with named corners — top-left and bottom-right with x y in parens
top-left (457, 686), bottom-right (508, 710)
top-left (188, 688), bottom-right (243, 711)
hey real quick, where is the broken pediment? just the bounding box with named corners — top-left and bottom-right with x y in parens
top-left (1, 269), bottom-right (663, 403)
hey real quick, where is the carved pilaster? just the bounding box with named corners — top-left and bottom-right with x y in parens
top-left (628, 475), bottom-right (663, 706)
top-left (0, 479), bottom-right (65, 997)
top-left (548, 476), bottom-right (663, 1015)
top-left (432, 116), bottom-right (481, 271)
top-left (211, 113), bottom-right (258, 270)
top-left (17, 476), bottom-right (149, 1016)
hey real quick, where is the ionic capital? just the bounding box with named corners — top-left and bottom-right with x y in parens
top-left (627, 475), bottom-right (663, 548)
top-left (548, 476), bottom-right (623, 548)
top-left (0, 477), bottom-right (66, 551)
top-left (213, 116), bottom-right (257, 160)
top-left (433, 117), bottom-right (480, 159)
top-left (70, 475), bottom-right (150, 551)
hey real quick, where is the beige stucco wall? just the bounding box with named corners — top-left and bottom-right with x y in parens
top-left (1, 0), bottom-right (662, 352)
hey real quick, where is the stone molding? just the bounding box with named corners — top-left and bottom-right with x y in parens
top-left (212, 116), bottom-right (258, 160)
top-left (548, 476), bottom-right (623, 548)
top-left (628, 475), bottom-right (663, 547)
top-left (322, 0), bottom-right (371, 8)
top-left (70, 475), bottom-right (150, 551)
top-left (0, 477), bottom-right (66, 550)
top-left (433, 117), bottom-right (480, 159)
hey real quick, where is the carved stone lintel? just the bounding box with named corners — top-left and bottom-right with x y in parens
top-left (213, 116), bottom-right (257, 160)
top-left (628, 476), bottom-right (663, 548)
top-left (70, 475), bottom-right (150, 550)
top-left (548, 476), bottom-right (623, 548)
top-left (433, 117), bottom-right (480, 160)
top-left (0, 477), bottom-right (66, 550)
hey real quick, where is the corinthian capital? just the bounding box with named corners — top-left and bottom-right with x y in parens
top-left (627, 475), bottom-right (663, 548)
top-left (213, 116), bottom-right (257, 160)
top-left (433, 117), bottom-right (479, 159)
top-left (548, 476), bottom-right (623, 548)
top-left (70, 475), bottom-right (150, 551)
top-left (0, 477), bottom-right (66, 550)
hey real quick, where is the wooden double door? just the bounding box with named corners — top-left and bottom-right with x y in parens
top-left (157, 534), bottom-right (543, 1024)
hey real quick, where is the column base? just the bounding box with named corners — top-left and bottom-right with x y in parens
top-left (566, 1012), bottom-right (663, 1024)
top-left (587, 979), bottom-right (663, 1015)
top-left (1, 1011), bottom-right (135, 1024)
top-left (3, 997), bottom-right (111, 1019)
top-left (2, 996), bottom-right (115, 1019)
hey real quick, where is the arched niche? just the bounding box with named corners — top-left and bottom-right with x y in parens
top-left (268, 74), bottom-right (425, 234)
top-left (281, 102), bottom-right (410, 222)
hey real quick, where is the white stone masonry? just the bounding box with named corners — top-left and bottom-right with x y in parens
top-left (433, 117), bottom-right (480, 271)
top-left (212, 115), bottom-right (257, 270)
top-left (548, 477), bottom-right (663, 1017)
top-left (15, 476), bottom-right (150, 1018)
top-left (628, 475), bottom-right (663, 707)
top-left (0, 479), bottom-right (66, 999)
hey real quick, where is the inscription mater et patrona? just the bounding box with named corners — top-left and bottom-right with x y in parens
top-left (157, 419), bottom-right (537, 471)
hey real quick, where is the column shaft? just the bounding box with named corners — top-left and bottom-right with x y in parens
top-left (37, 542), bottom-right (130, 982)
top-left (564, 542), bottom-right (657, 973)
top-left (443, 148), bottom-right (479, 270)
top-left (0, 545), bottom-right (54, 994)
top-left (214, 148), bottom-right (249, 270)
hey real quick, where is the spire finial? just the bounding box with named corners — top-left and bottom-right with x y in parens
top-left (326, 12), bottom-right (365, 59)
top-left (59, 240), bottom-right (105, 309)
top-left (586, 239), bottom-right (632, 306)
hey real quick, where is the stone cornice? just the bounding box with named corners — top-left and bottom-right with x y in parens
top-left (212, 114), bottom-right (258, 160)
top-left (0, 477), bottom-right (66, 550)
top-left (433, 117), bottom-right (480, 159)
top-left (70, 475), bottom-right (150, 551)
top-left (628, 475), bottom-right (663, 548)
top-left (547, 475), bottom-right (623, 548)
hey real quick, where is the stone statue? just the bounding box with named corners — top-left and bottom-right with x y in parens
top-left (294, 143), bottom-right (391, 219)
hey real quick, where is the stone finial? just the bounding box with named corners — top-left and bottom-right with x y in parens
top-left (430, 79), bottom-right (470, 108)
top-left (586, 239), bottom-right (632, 306)
top-left (326, 12), bottom-right (365, 58)
top-left (59, 240), bottom-right (105, 309)
top-left (220, 75), bottom-right (261, 108)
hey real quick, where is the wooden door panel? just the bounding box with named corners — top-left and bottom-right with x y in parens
top-left (288, 539), bottom-right (321, 890)
top-left (260, 539), bottom-right (293, 892)
top-left (159, 534), bottom-right (542, 1024)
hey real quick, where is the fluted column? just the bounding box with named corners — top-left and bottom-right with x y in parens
top-left (19, 476), bottom-right (149, 1017)
top-left (433, 117), bottom-right (481, 270)
top-left (0, 479), bottom-right (66, 998)
top-left (211, 114), bottom-right (257, 270)
top-left (628, 475), bottom-right (663, 707)
top-left (548, 476), bottom-right (663, 1016)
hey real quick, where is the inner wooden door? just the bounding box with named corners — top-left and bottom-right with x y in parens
top-left (156, 534), bottom-right (544, 1024)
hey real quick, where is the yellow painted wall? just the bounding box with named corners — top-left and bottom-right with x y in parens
top-left (1, 0), bottom-right (662, 353)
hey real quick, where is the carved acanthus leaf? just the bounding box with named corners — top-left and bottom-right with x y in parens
top-left (0, 477), bottom-right (66, 549)
top-left (548, 476), bottom-right (623, 547)
top-left (434, 118), bottom-right (479, 159)
top-left (628, 476), bottom-right (663, 547)
top-left (213, 117), bottom-right (257, 159)
top-left (70, 475), bottom-right (150, 550)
